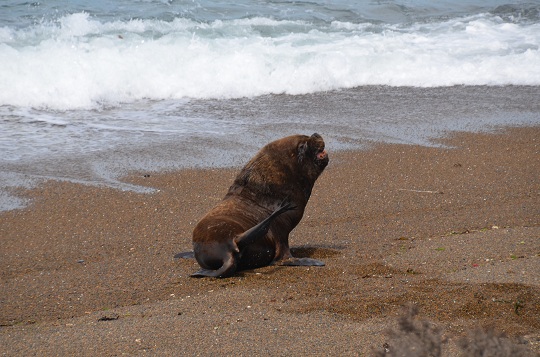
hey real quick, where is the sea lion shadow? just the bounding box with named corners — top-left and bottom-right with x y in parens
top-left (235, 245), bottom-right (343, 277)
top-left (290, 245), bottom-right (343, 259)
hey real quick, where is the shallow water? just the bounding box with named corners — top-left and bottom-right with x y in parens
top-left (1, 85), bottom-right (539, 210)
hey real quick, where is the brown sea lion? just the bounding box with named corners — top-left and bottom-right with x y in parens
top-left (190, 133), bottom-right (329, 278)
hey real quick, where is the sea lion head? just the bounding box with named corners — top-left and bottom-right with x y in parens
top-left (297, 133), bottom-right (329, 173)
top-left (230, 133), bottom-right (329, 198)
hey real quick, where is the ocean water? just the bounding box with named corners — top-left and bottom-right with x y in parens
top-left (1, 1), bottom-right (540, 209)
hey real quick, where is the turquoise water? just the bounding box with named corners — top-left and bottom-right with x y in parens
top-left (2, 1), bottom-right (539, 110)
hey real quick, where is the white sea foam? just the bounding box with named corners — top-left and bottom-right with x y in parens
top-left (1, 12), bottom-right (539, 110)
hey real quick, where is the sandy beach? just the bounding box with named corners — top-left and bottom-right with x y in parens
top-left (1, 126), bottom-right (539, 355)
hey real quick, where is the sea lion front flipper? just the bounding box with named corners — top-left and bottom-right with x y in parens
top-left (279, 257), bottom-right (325, 266)
top-left (234, 201), bottom-right (296, 249)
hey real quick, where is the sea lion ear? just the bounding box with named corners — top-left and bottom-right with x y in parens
top-left (297, 141), bottom-right (308, 163)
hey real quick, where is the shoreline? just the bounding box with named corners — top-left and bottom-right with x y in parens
top-left (1, 126), bottom-right (539, 355)
top-left (2, 84), bottom-right (540, 212)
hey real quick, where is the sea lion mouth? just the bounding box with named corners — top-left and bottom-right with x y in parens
top-left (314, 147), bottom-right (328, 169)
top-left (316, 149), bottom-right (327, 160)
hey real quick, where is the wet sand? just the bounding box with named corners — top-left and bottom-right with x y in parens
top-left (1, 127), bottom-right (539, 355)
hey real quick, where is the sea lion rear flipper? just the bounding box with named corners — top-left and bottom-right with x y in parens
top-left (174, 251), bottom-right (194, 259)
top-left (279, 257), bottom-right (325, 266)
top-left (234, 201), bottom-right (296, 249)
top-left (191, 253), bottom-right (237, 278)
top-left (191, 268), bottom-right (222, 278)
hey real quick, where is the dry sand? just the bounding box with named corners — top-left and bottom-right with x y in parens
top-left (1, 127), bottom-right (539, 356)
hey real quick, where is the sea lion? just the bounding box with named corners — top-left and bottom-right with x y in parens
top-left (190, 133), bottom-right (329, 278)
